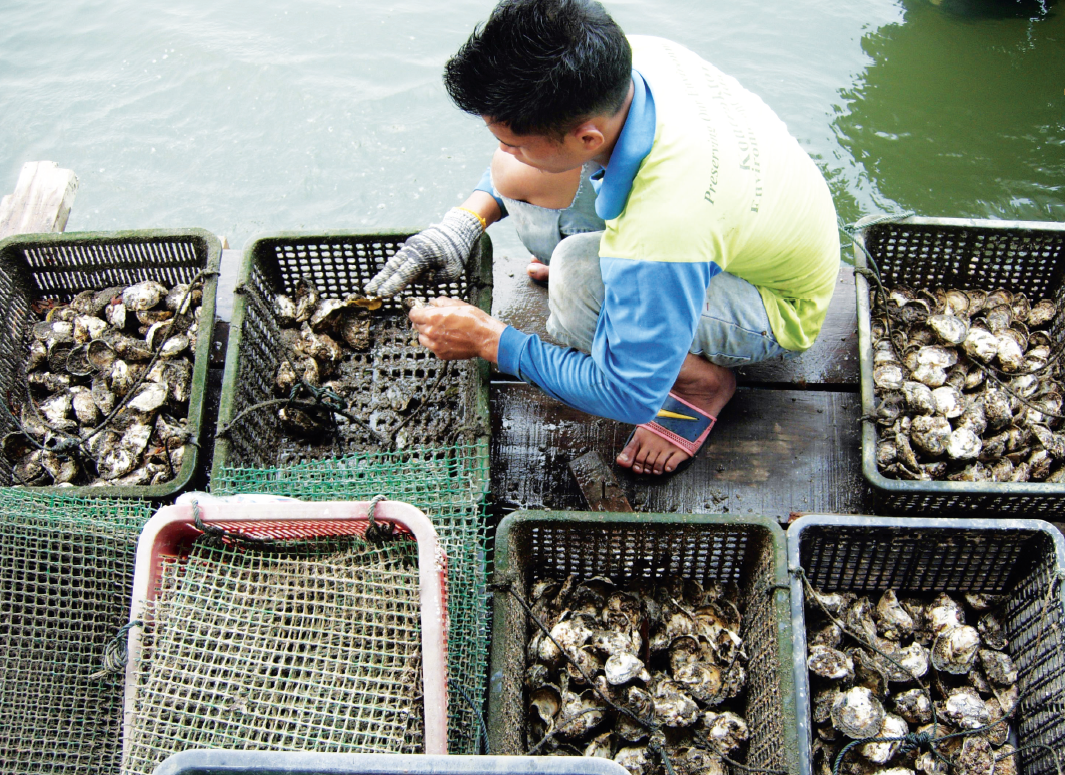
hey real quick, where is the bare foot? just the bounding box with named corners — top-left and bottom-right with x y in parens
top-left (527, 257), bottom-right (550, 283)
top-left (616, 355), bottom-right (737, 475)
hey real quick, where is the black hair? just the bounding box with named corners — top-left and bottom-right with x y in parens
top-left (443, 0), bottom-right (632, 138)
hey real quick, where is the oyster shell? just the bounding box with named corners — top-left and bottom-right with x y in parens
top-left (860, 714), bottom-right (908, 765)
top-left (831, 686), bottom-right (885, 739)
top-left (931, 625), bottom-right (981, 674)
top-left (978, 648), bottom-right (1017, 686)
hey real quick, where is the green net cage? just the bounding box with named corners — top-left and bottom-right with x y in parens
top-left (0, 489), bottom-right (154, 774)
top-left (212, 441), bottom-right (491, 755)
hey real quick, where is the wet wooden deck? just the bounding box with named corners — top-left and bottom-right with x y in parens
top-left (488, 239), bottom-right (869, 524)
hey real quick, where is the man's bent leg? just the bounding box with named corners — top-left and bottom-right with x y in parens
top-left (544, 232), bottom-right (605, 351)
top-left (617, 272), bottom-right (791, 475)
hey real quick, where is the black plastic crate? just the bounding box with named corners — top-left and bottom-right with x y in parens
top-left (0, 229), bottom-right (220, 499)
top-left (854, 215), bottom-right (1065, 515)
top-left (788, 514), bottom-right (1065, 775)
top-left (211, 230), bottom-right (492, 477)
top-left (488, 510), bottom-right (798, 775)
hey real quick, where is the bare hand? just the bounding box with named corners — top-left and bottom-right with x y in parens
top-left (409, 297), bottom-right (507, 362)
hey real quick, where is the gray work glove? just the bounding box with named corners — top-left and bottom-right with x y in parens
top-left (364, 208), bottom-right (483, 297)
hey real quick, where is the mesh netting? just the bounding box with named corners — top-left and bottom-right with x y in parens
top-left (122, 533), bottom-right (424, 775)
top-left (0, 490), bottom-right (154, 774)
top-left (213, 441), bottom-right (490, 755)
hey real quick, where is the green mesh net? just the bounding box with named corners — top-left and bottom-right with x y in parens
top-left (0, 490), bottom-right (154, 774)
top-left (122, 533), bottom-right (425, 775)
top-left (212, 441), bottom-right (490, 755)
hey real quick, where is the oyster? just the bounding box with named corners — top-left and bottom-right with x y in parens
top-left (809, 645), bottom-right (855, 682)
top-left (831, 686), bottom-right (885, 739)
top-left (860, 714), bottom-right (908, 765)
top-left (931, 625), bottom-right (981, 674)
top-left (122, 280), bottom-right (168, 311)
top-left (892, 688), bottom-right (932, 725)
top-left (701, 710), bottom-right (748, 756)
top-left (928, 314), bottom-right (969, 345)
top-left (953, 736), bottom-right (994, 775)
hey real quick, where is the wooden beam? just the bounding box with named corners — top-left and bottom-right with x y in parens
top-left (0, 161), bottom-right (79, 239)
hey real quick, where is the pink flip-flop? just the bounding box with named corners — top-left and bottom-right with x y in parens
top-left (623, 391), bottom-right (717, 476)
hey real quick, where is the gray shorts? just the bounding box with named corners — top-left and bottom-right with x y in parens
top-left (497, 167), bottom-right (796, 368)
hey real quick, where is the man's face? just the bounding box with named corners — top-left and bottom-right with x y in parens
top-left (484, 119), bottom-right (594, 174)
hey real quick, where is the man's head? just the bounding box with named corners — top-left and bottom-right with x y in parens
top-left (444, 0), bottom-right (632, 141)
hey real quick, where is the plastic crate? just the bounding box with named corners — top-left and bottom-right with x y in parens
top-left (854, 215), bottom-right (1065, 515)
top-left (210, 230), bottom-right (492, 477)
top-left (488, 510), bottom-right (798, 775)
top-left (122, 499), bottom-right (449, 773)
top-left (787, 514), bottom-right (1065, 775)
top-left (0, 229), bottom-right (221, 499)
top-left (152, 752), bottom-right (632, 775)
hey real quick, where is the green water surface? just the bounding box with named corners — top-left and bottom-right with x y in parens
top-left (0, 0), bottom-right (1061, 247)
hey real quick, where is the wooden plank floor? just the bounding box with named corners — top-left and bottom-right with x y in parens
top-left (491, 383), bottom-right (866, 519)
top-left (488, 237), bottom-right (866, 522)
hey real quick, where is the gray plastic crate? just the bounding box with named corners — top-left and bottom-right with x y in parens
top-left (788, 514), bottom-right (1065, 775)
top-left (0, 229), bottom-right (220, 500)
top-left (854, 215), bottom-right (1065, 515)
top-left (488, 510), bottom-right (798, 775)
top-left (152, 752), bottom-right (630, 775)
top-left (211, 230), bottom-right (492, 476)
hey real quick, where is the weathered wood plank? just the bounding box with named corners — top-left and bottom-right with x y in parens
top-left (0, 161), bottom-right (79, 238)
top-left (569, 451), bottom-right (634, 512)
top-left (491, 382), bottom-right (869, 520)
top-left (735, 264), bottom-right (858, 386)
top-left (490, 245), bottom-right (859, 388)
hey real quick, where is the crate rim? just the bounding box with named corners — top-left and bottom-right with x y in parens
top-left (852, 216), bottom-right (1065, 501)
top-left (0, 227), bottom-right (221, 500)
top-left (786, 513), bottom-right (1065, 775)
top-left (152, 751), bottom-right (633, 775)
top-left (489, 509), bottom-right (798, 775)
top-left (210, 229), bottom-right (493, 482)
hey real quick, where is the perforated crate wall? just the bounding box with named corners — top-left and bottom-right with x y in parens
top-left (0, 229), bottom-right (220, 499)
top-left (212, 231), bottom-right (492, 473)
top-left (853, 216), bottom-right (1065, 515)
top-left (788, 516), bottom-right (1065, 775)
top-left (487, 511), bottom-right (798, 775)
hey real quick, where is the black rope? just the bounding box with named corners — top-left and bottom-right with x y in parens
top-left (215, 379), bottom-right (387, 446)
top-left (454, 684), bottom-right (491, 755)
top-left (191, 498), bottom-right (274, 548)
top-left (88, 620), bottom-right (143, 681)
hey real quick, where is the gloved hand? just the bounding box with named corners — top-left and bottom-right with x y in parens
top-left (364, 208), bottom-right (483, 297)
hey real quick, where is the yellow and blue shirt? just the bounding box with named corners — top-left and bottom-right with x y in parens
top-left (495, 36), bottom-right (840, 425)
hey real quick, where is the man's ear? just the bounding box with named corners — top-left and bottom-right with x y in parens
top-left (572, 121), bottom-right (606, 153)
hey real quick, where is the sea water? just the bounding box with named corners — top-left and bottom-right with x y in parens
top-left (1, 0), bottom-right (1061, 251)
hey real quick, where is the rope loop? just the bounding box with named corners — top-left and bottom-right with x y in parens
top-left (363, 494), bottom-right (396, 545)
top-left (88, 620), bottom-right (143, 681)
top-left (191, 498), bottom-right (274, 549)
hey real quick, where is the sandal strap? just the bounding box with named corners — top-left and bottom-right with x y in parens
top-left (638, 392), bottom-right (717, 457)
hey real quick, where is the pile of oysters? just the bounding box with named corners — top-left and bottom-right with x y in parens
top-left (5, 279), bottom-right (201, 487)
top-left (870, 286), bottom-right (1064, 482)
top-left (806, 589), bottom-right (1019, 775)
top-left (271, 275), bottom-right (379, 439)
top-left (524, 574), bottom-right (750, 775)
top-left (271, 276), bottom-right (444, 449)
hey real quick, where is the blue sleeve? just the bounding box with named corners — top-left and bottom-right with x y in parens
top-left (496, 258), bottom-right (719, 424)
top-left (474, 167), bottom-right (508, 218)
